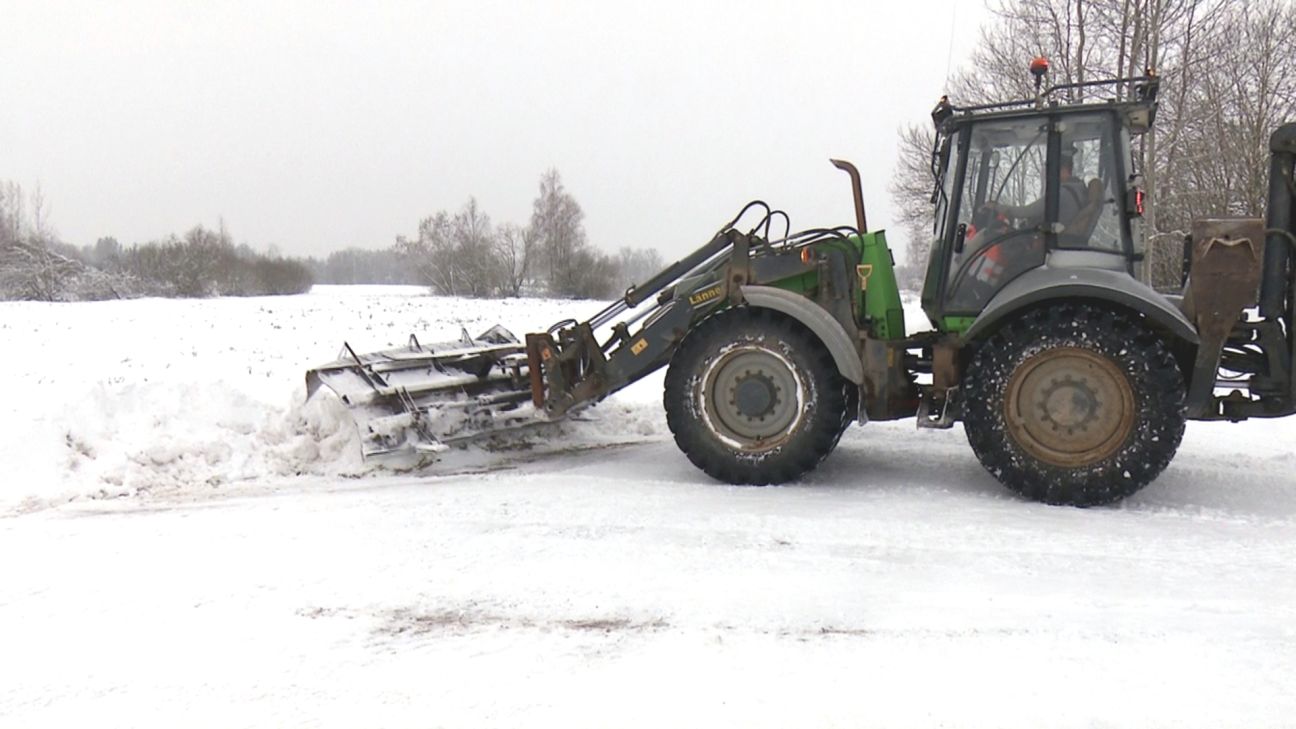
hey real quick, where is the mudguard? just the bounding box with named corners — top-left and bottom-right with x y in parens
top-left (964, 266), bottom-right (1200, 346)
top-left (739, 285), bottom-right (865, 384)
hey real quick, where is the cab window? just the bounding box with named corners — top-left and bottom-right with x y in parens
top-left (942, 117), bottom-right (1049, 312)
top-left (1057, 114), bottom-right (1123, 250)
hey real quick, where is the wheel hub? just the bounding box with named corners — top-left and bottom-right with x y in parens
top-left (1039, 375), bottom-right (1100, 430)
top-left (701, 346), bottom-right (803, 449)
top-left (733, 372), bottom-right (778, 418)
top-left (1004, 347), bottom-right (1135, 467)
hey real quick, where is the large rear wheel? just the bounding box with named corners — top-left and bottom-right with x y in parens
top-left (664, 308), bottom-right (852, 485)
top-left (962, 304), bottom-right (1186, 506)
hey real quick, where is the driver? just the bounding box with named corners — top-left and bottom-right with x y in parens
top-left (990, 150), bottom-right (1089, 227)
top-left (959, 151), bottom-right (1091, 296)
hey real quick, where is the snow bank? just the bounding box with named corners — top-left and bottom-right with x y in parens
top-left (1, 286), bottom-right (667, 510)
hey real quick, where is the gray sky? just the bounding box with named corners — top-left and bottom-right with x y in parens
top-left (2, 0), bottom-right (988, 262)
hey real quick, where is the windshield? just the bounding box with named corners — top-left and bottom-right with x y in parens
top-left (963, 118), bottom-right (1048, 227)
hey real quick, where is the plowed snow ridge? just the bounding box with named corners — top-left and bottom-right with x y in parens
top-left (1, 286), bottom-right (667, 510)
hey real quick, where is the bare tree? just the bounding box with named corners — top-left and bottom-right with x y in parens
top-left (399, 199), bottom-right (503, 297)
top-left (30, 183), bottom-right (53, 247)
top-left (92, 237), bottom-right (122, 270)
top-left (398, 211), bottom-right (456, 294)
top-left (0, 181), bottom-right (26, 247)
top-left (450, 197), bottom-right (496, 297)
top-left (565, 247), bottom-right (620, 300)
top-left (615, 246), bottom-right (665, 287)
top-left (530, 169), bottom-right (592, 297)
top-left (495, 223), bottom-right (537, 297)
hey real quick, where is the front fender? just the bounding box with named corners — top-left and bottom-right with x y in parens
top-left (739, 285), bottom-right (864, 384)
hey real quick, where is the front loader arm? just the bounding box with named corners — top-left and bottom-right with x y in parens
top-left (525, 237), bottom-right (740, 418)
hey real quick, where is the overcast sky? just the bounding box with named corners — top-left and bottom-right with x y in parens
top-left (2, 1), bottom-right (989, 262)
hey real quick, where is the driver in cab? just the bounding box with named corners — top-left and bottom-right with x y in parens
top-left (988, 150), bottom-right (1089, 227)
top-left (962, 150), bottom-right (1089, 294)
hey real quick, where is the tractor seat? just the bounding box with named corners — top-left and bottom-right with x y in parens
top-left (1061, 178), bottom-right (1106, 244)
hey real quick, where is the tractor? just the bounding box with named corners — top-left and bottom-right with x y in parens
top-left (307, 60), bottom-right (1296, 506)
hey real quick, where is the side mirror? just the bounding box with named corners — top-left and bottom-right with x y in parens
top-left (1126, 187), bottom-right (1145, 217)
top-left (1126, 173), bottom-right (1145, 218)
top-left (954, 223), bottom-right (968, 254)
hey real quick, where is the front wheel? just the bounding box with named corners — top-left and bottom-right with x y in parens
top-left (962, 304), bottom-right (1187, 506)
top-left (664, 308), bottom-right (852, 485)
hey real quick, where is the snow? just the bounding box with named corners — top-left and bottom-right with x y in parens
top-left (0, 286), bottom-right (662, 511)
top-left (2, 285), bottom-right (1295, 727)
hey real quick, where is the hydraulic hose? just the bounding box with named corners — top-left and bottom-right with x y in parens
top-left (622, 230), bottom-right (735, 308)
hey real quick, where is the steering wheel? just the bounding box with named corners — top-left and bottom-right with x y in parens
top-left (971, 203), bottom-right (1009, 235)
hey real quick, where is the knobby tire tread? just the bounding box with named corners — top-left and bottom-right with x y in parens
top-left (962, 303), bottom-right (1186, 506)
top-left (663, 308), bottom-right (851, 485)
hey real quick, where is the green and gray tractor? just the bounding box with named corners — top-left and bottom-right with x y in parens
top-left (308, 62), bottom-right (1296, 506)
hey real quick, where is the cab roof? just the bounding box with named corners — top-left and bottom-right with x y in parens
top-left (932, 74), bottom-right (1160, 137)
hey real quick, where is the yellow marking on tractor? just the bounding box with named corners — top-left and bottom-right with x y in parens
top-left (688, 284), bottom-right (724, 306)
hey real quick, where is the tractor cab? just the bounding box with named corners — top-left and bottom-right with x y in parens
top-left (920, 68), bottom-right (1160, 332)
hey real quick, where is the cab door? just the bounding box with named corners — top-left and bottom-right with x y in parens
top-left (940, 116), bottom-right (1053, 314)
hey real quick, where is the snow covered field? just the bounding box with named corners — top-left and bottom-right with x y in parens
top-left (2, 285), bottom-right (1294, 728)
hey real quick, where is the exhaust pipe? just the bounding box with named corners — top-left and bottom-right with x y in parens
top-left (830, 159), bottom-right (869, 235)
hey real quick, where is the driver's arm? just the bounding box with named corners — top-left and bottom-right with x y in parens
top-left (996, 196), bottom-right (1044, 221)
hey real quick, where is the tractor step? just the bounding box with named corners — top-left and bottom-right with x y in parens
top-left (916, 388), bottom-right (960, 429)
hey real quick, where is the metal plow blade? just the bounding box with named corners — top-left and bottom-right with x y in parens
top-left (305, 325), bottom-right (546, 458)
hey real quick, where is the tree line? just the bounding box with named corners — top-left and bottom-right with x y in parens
top-left (306, 169), bottom-right (662, 299)
top-left (889, 0), bottom-right (1296, 291)
top-left (0, 181), bottom-right (312, 300)
top-left (0, 169), bottom-right (663, 302)
top-left (388, 169), bottom-right (662, 299)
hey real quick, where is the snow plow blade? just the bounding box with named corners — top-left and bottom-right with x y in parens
top-left (305, 325), bottom-right (544, 457)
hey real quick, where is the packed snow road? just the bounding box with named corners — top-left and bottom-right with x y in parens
top-left (2, 286), bottom-right (1294, 728)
